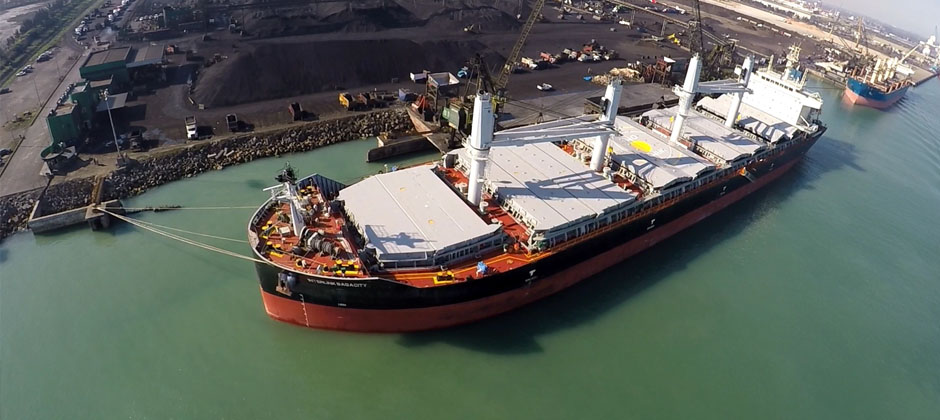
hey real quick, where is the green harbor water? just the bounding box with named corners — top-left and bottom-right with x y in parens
top-left (2, 78), bottom-right (940, 419)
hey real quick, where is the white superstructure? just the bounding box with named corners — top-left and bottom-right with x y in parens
top-left (741, 46), bottom-right (823, 130)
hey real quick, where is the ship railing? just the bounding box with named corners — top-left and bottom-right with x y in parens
top-left (695, 105), bottom-right (726, 125)
top-left (540, 164), bottom-right (746, 254)
top-left (695, 105), bottom-right (770, 144)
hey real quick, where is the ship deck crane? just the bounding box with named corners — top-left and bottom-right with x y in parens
top-left (899, 42), bottom-right (928, 63)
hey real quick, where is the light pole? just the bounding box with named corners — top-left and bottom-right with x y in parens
top-left (0, 90), bottom-right (15, 146)
top-left (103, 89), bottom-right (122, 165)
top-left (55, 50), bottom-right (63, 82)
top-left (32, 75), bottom-right (42, 110)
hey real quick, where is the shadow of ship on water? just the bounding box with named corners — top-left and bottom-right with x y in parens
top-left (397, 135), bottom-right (860, 355)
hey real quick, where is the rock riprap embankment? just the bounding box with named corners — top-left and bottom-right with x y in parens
top-left (103, 110), bottom-right (410, 199)
top-left (0, 110), bottom-right (412, 240)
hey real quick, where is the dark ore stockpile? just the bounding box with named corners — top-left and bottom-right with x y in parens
top-left (193, 39), bottom-right (502, 107)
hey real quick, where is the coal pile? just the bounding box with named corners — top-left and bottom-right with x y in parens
top-left (422, 6), bottom-right (521, 32)
top-left (323, 2), bottom-right (423, 32)
top-left (246, 2), bottom-right (424, 37)
top-left (194, 39), bottom-right (501, 107)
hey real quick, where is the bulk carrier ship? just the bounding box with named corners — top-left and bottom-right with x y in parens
top-left (844, 56), bottom-right (913, 109)
top-left (247, 53), bottom-right (826, 332)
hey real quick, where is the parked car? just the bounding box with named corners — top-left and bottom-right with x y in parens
top-left (0, 87), bottom-right (11, 94)
top-left (0, 148), bottom-right (12, 157)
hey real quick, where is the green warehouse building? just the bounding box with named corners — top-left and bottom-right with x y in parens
top-left (45, 81), bottom-right (108, 146)
top-left (79, 47), bottom-right (131, 85)
top-left (47, 46), bottom-right (164, 146)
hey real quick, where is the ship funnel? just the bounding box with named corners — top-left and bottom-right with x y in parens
top-left (467, 93), bottom-right (494, 207)
top-left (725, 55), bottom-right (755, 128)
top-left (670, 54), bottom-right (703, 146)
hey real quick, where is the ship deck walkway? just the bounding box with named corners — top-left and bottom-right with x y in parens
top-left (697, 95), bottom-right (799, 143)
top-left (607, 117), bottom-right (715, 191)
top-left (644, 108), bottom-right (766, 163)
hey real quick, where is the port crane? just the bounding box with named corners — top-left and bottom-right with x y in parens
top-left (605, 0), bottom-right (735, 80)
top-left (687, 0), bottom-right (707, 59)
top-left (495, 0), bottom-right (547, 91)
top-left (448, 0), bottom-right (547, 134)
top-left (465, 0), bottom-right (547, 103)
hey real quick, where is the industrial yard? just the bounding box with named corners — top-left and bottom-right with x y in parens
top-left (1, 0), bottom-right (938, 237)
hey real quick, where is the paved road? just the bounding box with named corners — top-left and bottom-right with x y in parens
top-left (0, 42), bottom-right (92, 197)
top-left (0, 0), bottom-right (120, 196)
top-left (1, 44), bottom-right (80, 146)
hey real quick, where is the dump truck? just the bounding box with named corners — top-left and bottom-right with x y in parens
top-left (339, 93), bottom-right (354, 110)
top-left (521, 57), bottom-right (547, 70)
top-left (128, 130), bottom-right (145, 151)
top-left (409, 71), bottom-right (429, 83)
top-left (185, 116), bottom-right (197, 139)
top-left (339, 92), bottom-right (368, 111)
top-left (398, 88), bottom-right (417, 102)
top-left (288, 102), bottom-right (303, 121)
top-left (225, 114), bottom-right (238, 132)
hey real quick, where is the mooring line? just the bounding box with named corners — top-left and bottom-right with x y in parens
top-left (119, 206), bottom-right (258, 210)
top-left (99, 208), bottom-right (265, 264)
top-left (127, 217), bottom-right (246, 243)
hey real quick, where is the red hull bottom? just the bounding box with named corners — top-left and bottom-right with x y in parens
top-left (843, 87), bottom-right (900, 109)
top-left (261, 157), bottom-right (804, 332)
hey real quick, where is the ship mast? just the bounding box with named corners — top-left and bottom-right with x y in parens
top-left (265, 164), bottom-right (307, 237)
top-left (466, 93), bottom-right (494, 207)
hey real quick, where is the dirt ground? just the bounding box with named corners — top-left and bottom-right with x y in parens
top-left (110, 0), bottom-right (693, 142)
top-left (98, 0), bottom-right (841, 148)
top-left (187, 0), bottom-right (687, 106)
